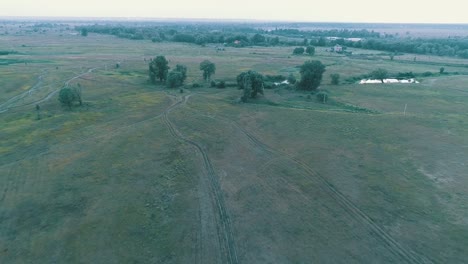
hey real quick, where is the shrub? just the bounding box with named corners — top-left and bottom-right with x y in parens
top-left (422, 71), bottom-right (433, 77)
top-left (265, 75), bottom-right (285, 82)
top-left (293, 47), bottom-right (305, 55)
top-left (216, 81), bottom-right (226, 88)
top-left (210, 80), bottom-right (216, 87)
top-left (316, 91), bottom-right (329, 103)
top-left (192, 83), bottom-right (201, 88)
top-left (306, 46), bottom-right (315, 55)
top-left (330, 73), bottom-right (340, 85)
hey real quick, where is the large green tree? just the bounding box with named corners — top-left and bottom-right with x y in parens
top-left (306, 46), bottom-right (315, 55)
top-left (58, 86), bottom-right (82, 109)
top-left (199, 60), bottom-right (216, 81)
top-left (175, 64), bottom-right (187, 82)
top-left (167, 71), bottom-right (184, 88)
top-left (371, 68), bottom-right (388, 83)
top-left (167, 64), bottom-right (188, 88)
top-left (293, 47), bottom-right (305, 55)
top-left (251, 33), bottom-right (266, 44)
top-left (298, 60), bottom-right (326, 91)
top-left (237, 70), bottom-right (265, 101)
top-left (149, 56), bottom-right (169, 83)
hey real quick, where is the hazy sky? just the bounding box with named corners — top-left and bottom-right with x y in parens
top-left (1, 0), bottom-right (467, 23)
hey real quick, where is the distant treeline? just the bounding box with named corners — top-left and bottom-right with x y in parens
top-left (77, 24), bottom-right (468, 58)
top-left (76, 24), bottom-right (382, 47)
top-left (270, 28), bottom-right (381, 38)
top-left (347, 37), bottom-right (468, 58)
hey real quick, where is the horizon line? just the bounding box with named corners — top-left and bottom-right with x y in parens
top-left (1, 15), bottom-right (468, 25)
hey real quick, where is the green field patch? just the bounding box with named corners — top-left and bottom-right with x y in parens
top-left (0, 58), bottom-right (52, 65)
top-left (114, 91), bottom-right (166, 108)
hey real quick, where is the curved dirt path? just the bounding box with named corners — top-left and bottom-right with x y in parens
top-left (0, 68), bottom-right (98, 114)
top-left (183, 94), bottom-right (433, 264)
top-left (0, 70), bottom-right (48, 113)
top-left (162, 93), bottom-right (238, 264)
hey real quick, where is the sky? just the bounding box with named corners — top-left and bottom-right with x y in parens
top-left (1, 0), bottom-right (467, 24)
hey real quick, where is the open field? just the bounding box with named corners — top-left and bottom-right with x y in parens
top-left (1, 24), bottom-right (468, 263)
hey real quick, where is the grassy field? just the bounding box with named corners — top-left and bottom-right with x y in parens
top-left (1, 25), bottom-right (467, 263)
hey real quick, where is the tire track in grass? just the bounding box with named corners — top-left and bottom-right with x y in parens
top-left (0, 70), bottom-right (48, 112)
top-left (162, 93), bottom-right (238, 264)
top-left (183, 96), bottom-right (432, 264)
top-left (0, 94), bottom-right (173, 169)
top-left (233, 121), bottom-right (432, 264)
top-left (0, 166), bottom-right (14, 203)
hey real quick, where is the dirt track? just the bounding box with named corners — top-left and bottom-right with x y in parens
top-left (182, 92), bottom-right (433, 264)
top-left (162, 93), bottom-right (238, 264)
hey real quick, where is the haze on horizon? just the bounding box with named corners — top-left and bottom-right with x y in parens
top-left (2, 0), bottom-right (468, 24)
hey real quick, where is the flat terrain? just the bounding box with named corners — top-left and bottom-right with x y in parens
top-left (1, 25), bottom-right (468, 263)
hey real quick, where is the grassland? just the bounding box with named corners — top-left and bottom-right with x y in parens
top-left (1, 23), bottom-right (467, 263)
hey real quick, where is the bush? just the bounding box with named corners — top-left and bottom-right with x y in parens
top-left (216, 81), bottom-right (226, 88)
top-left (330, 73), bottom-right (340, 85)
top-left (397, 71), bottom-right (415, 78)
top-left (287, 74), bottom-right (296, 84)
top-left (422, 71), bottom-right (433, 77)
top-left (210, 80), bottom-right (216, 87)
top-left (306, 46), bottom-right (315, 55)
top-left (293, 47), bottom-right (305, 55)
top-left (316, 91), bottom-right (329, 103)
top-left (192, 83), bottom-right (201, 88)
top-left (265, 75), bottom-right (285, 82)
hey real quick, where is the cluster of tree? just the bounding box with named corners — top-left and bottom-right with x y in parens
top-left (237, 60), bottom-right (326, 101)
top-left (344, 37), bottom-right (468, 58)
top-left (237, 71), bottom-right (265, 102)
top-left (293, 46), bottom-right (315, 55)
top-left (76, 24), bottom-right (384, 48)
top-left (270, 28), bottom-right (381, 39)
top-left (58, 86), bottom-right (82, 109)
top-left (149, 56), bottom-right (216, 88)
top-left (0, 50), bottom-right (17, 55)
top-left (200, 60), bottom-right (216, 81)
top-left (167, 65), bottom-right (187, 88)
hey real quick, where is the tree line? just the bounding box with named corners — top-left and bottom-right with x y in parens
top-left (147, 55), bottom-right (326, 102)
top-left (78, 23), bottom-right (468, 58)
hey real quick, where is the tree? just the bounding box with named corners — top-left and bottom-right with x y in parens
top-left (316, 91), bottom-right (329, 103)
top-left (58, 86), bottom-right (82, 109)
top-left (293, 47), bottom-right (305, 55)
top-left (175, 64), bottom-right (187, 82)
top-left (237, 71), bottom-right (265, 101)
top-left (167, 64), bottom-right (187, 88)
top-left (298, 60), bottom-right (326, 91)
top-left (270, 36), bottom-right (280, 46)
top-left (306, 46), bottom-right (315, 55)
top-left (287, 73), bottom-right (296, 84)
top-left (149, 56), bottom-right (169, 83)
top-left (371, 68), bottom-right (388, 83)
top-left (251, 33), bottom-right (266, 44)
top-left (167, 71), bottom-right (184, 88)
top-left (200, 60), bottom-right (216, 81)
top-left (81, 28), bottom-right (88, 37)
top-left (317, 37), bottom-right (326, 46)
top-left (330, 73), bottom-right (340, 85)
top-left (439, 67), bottom-right (445, 74)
